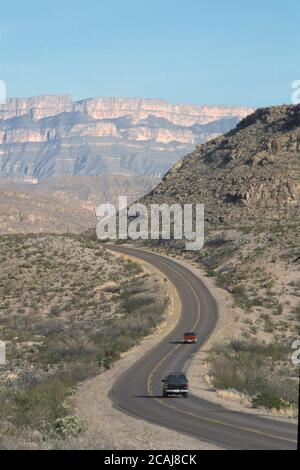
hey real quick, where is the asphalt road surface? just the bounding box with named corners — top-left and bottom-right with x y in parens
top-left (108, 245), bottom-right (298, 450)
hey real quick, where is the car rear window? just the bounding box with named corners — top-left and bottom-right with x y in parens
top-left (166, 374), bottom-right (187, 383)
top-left (185, 332), bottom-right (195, 336)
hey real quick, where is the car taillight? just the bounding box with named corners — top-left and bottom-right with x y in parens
top-left (182, 384), bottom-right (189, 389)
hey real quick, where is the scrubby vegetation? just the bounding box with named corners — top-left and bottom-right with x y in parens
top-left (208, 339), bottom-right (298, 415)
top-left (0, 234), bottom-right (168, 448)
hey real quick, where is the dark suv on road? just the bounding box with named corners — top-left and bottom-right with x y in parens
top-left (162, 373), bottom-right (189, 397)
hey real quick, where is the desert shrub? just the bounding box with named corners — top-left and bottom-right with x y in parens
top-left (123, 260), bottom-right (143, 274)
top-left (121, 281), bottom-right (146, 296)
top-left (38, 338), bottom-right (97, 365)
top-left (0, 378), bottom-right (74, 434)
top-left (55, 414), bottom-right (86, 438)
top-left (15, 369), bottom-right (40, 388)
top-left (252, 391), bottom-right (289, 410)
top-left (226, 339), bottom-right (290, 360)
top-left (209, 339), bottom-right (298, 410)
top-left (50, 305), bottom-right (61, 317)
top-left (292, 303), bottom-right (300, 321)
top-left (210, 353), bottom-right (266, 394)
top-left (121, 294), bottom-right (154, 313)
top-left (93, 299), bottom-right (165, 360)
top-left (34, 319), bottom-right (65, 337)
top-left (231, 285), bottom-right (253, 310)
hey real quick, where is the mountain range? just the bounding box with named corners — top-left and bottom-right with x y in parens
top-left (0, 95), bottom-right (253, 181)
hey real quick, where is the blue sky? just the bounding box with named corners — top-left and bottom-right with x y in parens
top-left (0, 0), bottom-right (299, 106)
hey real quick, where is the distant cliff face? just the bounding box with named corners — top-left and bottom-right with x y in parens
top-left (0, 95), bottom-right (252, 125)
top-left (0, 95), bottom-right (73, 120)
top-left (73, 97), bottom-right (251, 126)
top-left (0, 95), bottom-right (253, 180)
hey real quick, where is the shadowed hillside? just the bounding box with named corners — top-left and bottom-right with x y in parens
top-left (137, 105), bottom-right (300, 414)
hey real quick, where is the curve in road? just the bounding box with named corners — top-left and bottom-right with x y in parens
top-left (108, 245), bottom-right (298, 450)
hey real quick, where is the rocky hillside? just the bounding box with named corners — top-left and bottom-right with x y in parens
top-left (0, 95), bottom-right (253, 180)
top-left (139, 105), bottom-right (300, 413)
top-left (145, 104), bottom-right (300, 226)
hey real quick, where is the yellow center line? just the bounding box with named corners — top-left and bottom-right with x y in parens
top-left (146, 257), bottom-right (297, 445)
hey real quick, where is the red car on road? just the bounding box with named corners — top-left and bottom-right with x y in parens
top-left (183, 332), bottom-right (198, 343)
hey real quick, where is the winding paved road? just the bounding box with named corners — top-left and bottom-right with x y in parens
top-left (108, 245), bottom-right (298, 450)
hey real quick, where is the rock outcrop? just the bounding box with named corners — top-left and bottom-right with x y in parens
top-left (142, 104), bottom-right (300, 226)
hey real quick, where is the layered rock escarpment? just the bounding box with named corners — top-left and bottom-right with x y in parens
top-left (73, 97), bottom-right (251, 126)
top-left (0, 95), bottom-right (253, 180)
top-left (0, 95), bottom-right (73, 120)
top-left (0, 95), bottom-right (252, 126)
